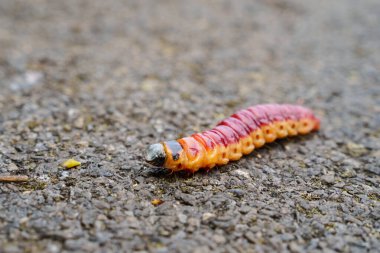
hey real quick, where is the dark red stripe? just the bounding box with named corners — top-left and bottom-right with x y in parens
top-left (260, 104), bottom-right (284, 122)
top-left (212, 125), bottom-right (240, 144)
top-left (232, 109), bottom-right (259, 131)
top-left (247, 106), bottom-right (270, 126)
top-left (217, 117), bottom-right (250, 138)
top-left (192, 133), bottom-right (216, 150)
top-left (281, 105), bottom-right (297, 120)
top-left (203, 130), bottom-right (228, 147)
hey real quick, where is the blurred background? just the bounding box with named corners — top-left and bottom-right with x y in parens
top-left (0, 0), bottom-right (379, 140)
top-left (0, 0), bottom-right (379, 252)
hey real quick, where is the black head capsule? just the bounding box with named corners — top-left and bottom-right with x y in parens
top-left (145, 143), bottom-right (166, 167)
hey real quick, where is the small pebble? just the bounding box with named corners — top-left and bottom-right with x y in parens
top-left (202, 212), bottom-right (216, 222)
top-left (341, 168), bottom-right (357, 178)
top-left (321, 173), bottom-right (335, 184)
top-left (346, 142), bottom-right (368, 157)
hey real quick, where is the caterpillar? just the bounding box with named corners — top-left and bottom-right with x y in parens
top-left (145, 104), bottom-right (320, 173)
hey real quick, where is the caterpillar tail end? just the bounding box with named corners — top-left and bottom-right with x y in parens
top-left (145, 143), bottom-right (166, 167)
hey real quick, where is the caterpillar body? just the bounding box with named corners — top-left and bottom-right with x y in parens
top-left (145, 104), bottom-right (320, 173)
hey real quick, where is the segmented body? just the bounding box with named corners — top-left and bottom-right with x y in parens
top-left (156, 104), bottom-right (320, 172)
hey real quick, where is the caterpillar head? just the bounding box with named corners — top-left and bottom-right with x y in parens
top-left (145, 143), bottom-right (166, 167)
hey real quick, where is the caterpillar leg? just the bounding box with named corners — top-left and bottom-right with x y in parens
top-left (227, 142), bottom-right (243, 161)
top-left (297, 118), bottom-right (315, 135)
top-left (216, 145), bottom-right (230, 166)
top-left (251, 129), bottom-right (266, 148)
top-left (274, 121), bottom-right (288, 139)
top-left (240, 135), bottom-right (255, 155)
top-left (286, 120), bottom-right (298, 136)
top-left (261, 124), bottom-right (277, 143)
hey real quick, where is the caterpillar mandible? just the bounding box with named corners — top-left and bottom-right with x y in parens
top-left (145, 104), bottom-right (320, 173)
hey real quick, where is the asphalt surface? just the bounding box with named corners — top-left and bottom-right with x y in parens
top-left (0, 0), bottom-right (379, 252)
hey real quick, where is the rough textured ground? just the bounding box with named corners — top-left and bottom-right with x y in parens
top-left (0, 0), bottom-right (379, 252)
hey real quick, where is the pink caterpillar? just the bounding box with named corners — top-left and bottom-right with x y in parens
top-left (146, 104), bottom-right (320, 173)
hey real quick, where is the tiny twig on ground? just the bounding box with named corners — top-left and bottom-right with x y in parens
top-left (0, 175), bottom-right (29, 182)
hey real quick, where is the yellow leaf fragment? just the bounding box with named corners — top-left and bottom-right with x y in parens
top-left (151, 199), bottom-right (164, 206)
top-left (62, 159), bottom-right (81, 169)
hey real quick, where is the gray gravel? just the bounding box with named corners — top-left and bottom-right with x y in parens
top-left (0, 0), bottom-right (379, 252)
